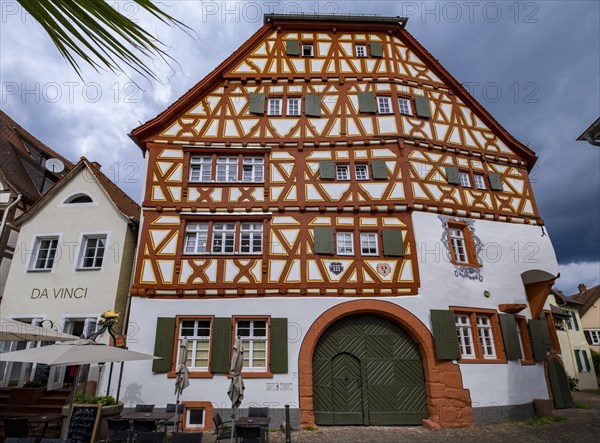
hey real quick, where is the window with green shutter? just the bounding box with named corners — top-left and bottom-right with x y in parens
top-left (445, 166), bottom-right (461, 185)
top-left (152, 317), bottom-right (176, 373)
top-left (357, 92), bottom-right (377, 113)
top-left (498, 314), bottom-right (522, 360)
top-left (286, 39), bottom-right (300, 56)
top-left (369, 41), bottom-right (383, 58)
top-left (581, 350), bottom-right (591, 371)
top-left (371, 160), bottom-right (388, 180)
top-left (430, 310), bottom-right (461, 360)
top-left (248, 93), bottom-right (265, 115)
top-left (529, 318), bottom-right (551, 363)
top-left (414, 95), bottom-right (432, 118)
top-left (305, 94), bottom-right (322, 117)
top-left (210, 317), bottom-right (232, 373)
top-left (314, 227), bottom-right (334, 255)
top-left (574, 350), bottom-right (583, 371)
top-left (382, 229), bottom-right (404, 257)
top-left (488, 172), bottom-right (504, 191)
top-left (270, 318), bottom-right (288, 373)
top-left (319, 160), bottom-right (335, 180)
top-left (570, 311), bottom-right (580, 331)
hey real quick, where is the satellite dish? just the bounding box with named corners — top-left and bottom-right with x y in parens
top-left (44, 158), bottom-right (65, 173)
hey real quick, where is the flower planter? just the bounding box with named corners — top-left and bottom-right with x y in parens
top-left (9, 387), bottom-right (46, 404)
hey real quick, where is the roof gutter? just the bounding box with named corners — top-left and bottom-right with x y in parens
top-left (128, 132), bottom-right (146, 157)
top-left (0, 193), bottom-right (22, 244)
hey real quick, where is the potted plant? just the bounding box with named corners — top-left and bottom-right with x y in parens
top-left (63, 393), bottom-right (124, 416)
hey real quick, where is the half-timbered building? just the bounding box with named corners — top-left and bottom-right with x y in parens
top-left (123, 14), bottom-right (564, 429)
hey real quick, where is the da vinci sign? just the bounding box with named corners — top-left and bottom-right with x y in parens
top-left (31, 287), bottom-right (88, 299)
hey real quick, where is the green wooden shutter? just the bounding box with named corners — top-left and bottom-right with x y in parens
top-left (152, 317), bottom-right (176, 373)
top-left (584, 330), bottom-right (593, 345)
top-left (581, 350), bottom-right (591, 371)
top-left (574, 350), bottom-right (583, 371)
top-left (270, 318), bottom-right (288, 373)
top-left (248, 93), bottom-right (265, 115)
top-left (498, 314), bottom-right (522, 360)
top-left (571, 312), bottom-right (580, 331)
top-left (488, 172), bottom-right (504, 191)
top-left (371, 160), bottom-right (388, 180)
top-left (305, 94), bottom-right (322, 117)
top-left (286, 39), bottom-right (300, 56)
top-left (358, 92), bottom-right (377, 113)
top-left (382, 230), bottom-right (404, 257)
top-left (414, 95), bottom-right (432, 118)
top-left (445, 166), bottom-right (461, 185)
top-left (210, 317), bottom-right (232, 373)
top-left (529, 318), bottom-right (551, 363)
top-left (430, 310), bottom-right (460, 360)
top-left (313, 227), bottom-right (334, 255)
top-left (319, 160), bottom-right (335, 180)
top-left (369, 41), bottom-right (383, 58)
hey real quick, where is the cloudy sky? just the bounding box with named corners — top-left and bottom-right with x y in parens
top-left (1, 1), bottom-right (598, 293)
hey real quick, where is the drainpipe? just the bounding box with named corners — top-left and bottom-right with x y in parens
top-left (0, 193), bottom-right (22, 245)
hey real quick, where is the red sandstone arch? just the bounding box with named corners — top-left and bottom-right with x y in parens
top-left (297, 300), bottom-right (474, 429)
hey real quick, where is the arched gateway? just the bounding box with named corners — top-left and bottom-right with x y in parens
top-left (298, 300), bottom-right (475, 429)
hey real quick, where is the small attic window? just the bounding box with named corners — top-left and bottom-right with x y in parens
top-left (64, 193), bottom-right (93, 204)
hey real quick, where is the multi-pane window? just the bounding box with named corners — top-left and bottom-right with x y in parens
top-left (455, 314), bottom-right (475, 358)
top-left (473, 174), bottom-right (486, 190)
top-left (355, 45), bottom-right (367, 57)
top-left (360, 233), bottom-right (378, 256)
top-left (336, 232), bottom-right (354, 255)
top-left (459, 171), bottom-right (472, 187)
top-left (78, 235), bottom-right (107, 269)
top-left (355, 164), bottom-right (369, 180)
top-left (236, 319), bottom-right (267, 371)
top-left (179, 319), bottom-right (211, 369)
top-left (31, 237), bottom-right (59, 271)
top-left (190, 156), bottom-right (212, 182)
top-left (185, 223), bottom-right (209, 254)
top-left (575, 349), bottom-right (591, 372)
top-left (302, 44), bottom-right (314, 57)
top-left (377, 96), bottom-right (392, 114)
top-left (448, 227), bottom-right (468, 264)
top-left (476, 315), bottom-right (496, 358)
top-left (398, 98), bottom-right (412, 115)
top-left (212, 223), bottom-right (235, 253)
top-left (267, 98), bottom-right (282, 116)
top-left (240, 223), bottom-right (263, 253)
top-left (242, 157), bottom-right (264, 182)
top-left (336, 165), bottom-right (350, 181)
top-left (216, 157), bottom-right (238, 182)
top-left (287, 98), bottom-right (301, 116)
top-left (589, 330), bottom-right (600, 345)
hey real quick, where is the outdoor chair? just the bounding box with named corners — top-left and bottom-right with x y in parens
top-left (133, 418), bottom-right (157, 433)
top-left (106, 417), bottom-right (134, 442)
top-left (3, 417), bottom-right (44, 438)
top-left (40, 439), bottom-right (72, 443)
top-left (248, 408), bottom-right (268, 418)
top-left (158, 403), bottom-right (185, 431)
top-left (235, 425), bottom-right (261, 443)
top-left (133, 432), bottom-right (166, 443)
top-left (135, 404), bottom-right (156, 413)
top-left (212, 413), bottom-right (234, 442)
top-left (5, 439), bottom-right (36, 443)
top-left (172, 431), bottom-right (203, 443)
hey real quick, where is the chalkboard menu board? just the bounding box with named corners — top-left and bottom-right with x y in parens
top-left (67, 404), bottom-right (101, 443)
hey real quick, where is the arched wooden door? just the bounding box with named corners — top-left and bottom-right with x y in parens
top-left (312, 314), bottom-right (428, 425)
top-left (547, 358), bottom-right (573, 409)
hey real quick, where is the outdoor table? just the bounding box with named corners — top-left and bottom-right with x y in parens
top-left (236, 416), bottom-right (271, 443)
top-left (119, 411), bottom-right (177, 421)
top-left (3, 413), bottom-right (63, 438)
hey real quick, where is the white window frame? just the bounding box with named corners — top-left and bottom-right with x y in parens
top-left (355, 45), bottom-right (367, 58)
top-left (360, 232), bottom-right (378, 256)
top-left (575, 349), bottom-right (591, 372)
top-left (240, 223), bottom-right (263, 254)
top-left (589, 329), bottom-right (600, 345)
top-left (459, 171), bottom-right (472, 187)
top-left (336, 232), bottom-right (354, 256)
top-left (398, 98), bottom-right (412, 116)
top-left (287, 98), bottom-right (301, 116)
top-left (242, 157), bottom-right (264, 183)
top-left (455, 314), bottom-right (475, 359)
top-left (236, 319), bottom-right (268, 372)
top-left (302, 44), bottom-right (314, 57)
top-left (267, 98), bottom-right (282, 116)
top-left (77, 234), bottom-right (107, 270)
top-left (377, 96), bottom-right (392, 114)
top-left (178, 319), bottom-right (211, 370)
top-left (185, 408), bottom-right (205, 429)
top-left (448, 227), bottom-right (468, 264)
top-left (190, 156), bottom-right (212, 182)
top-left (184, 223), bottom-right (209, 254)
top-left (473, 174), bottom-right (486, 190)
top-left (30, 236), bottom-right (59, 271)
top-left (211, 223), bottom-right (236, 254)
top-left (336, 165), bottom-right (350, 181)
top-left (216, 156), bottom-right (238, 182)
top-left (355, 164), bottom-right (369, 181)
top-left (476, 315), bottom-right (496, 359)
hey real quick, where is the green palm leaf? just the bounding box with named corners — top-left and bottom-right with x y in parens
top-left (17, 0), bottom-right (188, 80)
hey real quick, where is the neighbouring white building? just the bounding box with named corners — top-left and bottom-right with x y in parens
top-left (0, 158), bottom-right (139, 391)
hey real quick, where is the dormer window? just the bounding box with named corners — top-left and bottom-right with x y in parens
top-left (64, 193), bottom-right (93, 204)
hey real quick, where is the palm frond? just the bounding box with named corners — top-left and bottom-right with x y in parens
top-left (17, 0), bottom-right (189, 80)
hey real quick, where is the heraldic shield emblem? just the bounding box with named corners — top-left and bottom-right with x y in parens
top-left (329, 262), bottom-right (344, 275)
top-left (376, 263), bottom-right (391, 276)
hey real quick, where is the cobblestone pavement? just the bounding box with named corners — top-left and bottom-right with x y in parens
top-left (267, 391), bottom-right (600, 442)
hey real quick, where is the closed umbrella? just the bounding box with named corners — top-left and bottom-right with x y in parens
top-left (174, 338), bottom-right (190, 430)
top-left (0, 318), bottom-right (78, 341)
top-left (227, 339), bottom-right (244, 443)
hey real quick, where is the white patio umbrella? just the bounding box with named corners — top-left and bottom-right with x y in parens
top-left (227, 339), bottom-right (245, 443)
top-left (0, 318), bottom-right (78, 341)
top-left (174, 338), bottom-right (190, 430)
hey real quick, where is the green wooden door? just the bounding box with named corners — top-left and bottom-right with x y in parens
top-left (313, 315), bottom-right (428, 425)
top-left (548, 359), bottom-right (573, 409)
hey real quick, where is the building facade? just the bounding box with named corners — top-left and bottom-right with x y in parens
top-left (0, 158), bottom-right (139, 391)
top-left (571, 284), bottom-right (600, 354)
top-left (123, 15), bottom-right (564, 429)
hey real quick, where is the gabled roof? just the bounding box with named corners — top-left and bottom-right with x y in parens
top-left (14, 157), bottom-right (140, 227)
top-left (570, 284), bottom-right (600, 317)
top-left (552, 289), bottom-right (585, 308)
top-left (577, 116), bottom-right (600, 146)
top-left (130, 14), bottom-right (538, 169)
